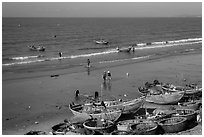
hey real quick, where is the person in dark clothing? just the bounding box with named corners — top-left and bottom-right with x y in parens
top-left (102, 71), bottom-right (107, 82)
top-left (59, 52), bottom-right (62, 57)
top-left (87, 59), bottom-right (90, 67)
top-left (107, 71), bottom-right (112, 81)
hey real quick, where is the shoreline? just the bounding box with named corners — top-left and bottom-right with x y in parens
top-left (2, 49), bottom-right (202, 135)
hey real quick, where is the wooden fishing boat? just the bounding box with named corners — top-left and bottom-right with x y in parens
top-left (116, 118), bottom-right (155, 132)
top-left (51, 121), bottom-right (95, 135)
top-left (145, 91), bottom-right (185, 105)
top-left (162, 83), bottom-right (202, 96)
top-left (117, 47), bottom-right (132, 52)
top-left (85, 96), bottom-right (145, 115)
top-left (129, 120), bottom-right (158, 135)
top-left (83, 119), bottom-right (115, 133)
top-left (95, 40), bottom-right (109, 45)
top-left (69, 103), bottom-right (122, 121)
top-left (172, 109), bottom-right (197, 122)
top-left (28, 45), bottom-right (45, 51)
top-left (158, 117), bottom-right (187, 133)
top-left (176, 101), bottom-right (202, 111)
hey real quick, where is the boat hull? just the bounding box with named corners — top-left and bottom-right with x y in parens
top-left (146, 91), bottom-right (184, 105)
top-left (69, 104), bottom-right (122, 121)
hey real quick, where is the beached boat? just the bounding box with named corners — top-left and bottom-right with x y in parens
top-left (158, 117), bottom-right (187, 133)
top-left (117, 118), bottom-right (157, 135)
top-left (129, 121), bottom-right (158, 135)
top-left (51, 122), bottom-right (95, 135)
top-left (117, 47), bottom-right (132, 52)
top-left (145, 91), bottom-right (185, 105)
top-left (95, 40), bottom-right (109, 45)
top-left (69, 103), bottom-right (122, 121)
top-left (85, 96), bottom-right (146, 115)
top-left (28, 45), bottom-right (45, 51)
top-left (177, 101), bottom-right (202, 111)
top-left (162, 83), bottom-right (202, 95)
top-left (172, 109), bottom-right (197, 122)
top-left (83, 119), bottom-right (115, 133)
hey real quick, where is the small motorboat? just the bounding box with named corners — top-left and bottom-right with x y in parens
top-left (158, 117), bottom-right (187, 133)
top-left (117, 47), bottom-right (132, 52)
top-left (95, 40), bottom-right (109, 45)
top-left (28, 45), bottom-right (45, 51)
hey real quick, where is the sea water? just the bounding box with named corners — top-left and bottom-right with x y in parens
top-left (2, 17), bottom-right (202, 74)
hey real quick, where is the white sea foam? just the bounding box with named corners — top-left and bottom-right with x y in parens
top-left (3, 37), bottom-right (202, 67)
top-left (10, 55), bottom-right (43, 60)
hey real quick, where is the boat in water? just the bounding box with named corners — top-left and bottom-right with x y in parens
top-left (95, 40), bottom-right (109, 45)
top-left (28, 45), bottom-right (45, 51)
top-left (117, 47), bottom-right (132, 52)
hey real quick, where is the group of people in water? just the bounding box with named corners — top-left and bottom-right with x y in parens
top-left (102, 70), bottom-right (112, 82)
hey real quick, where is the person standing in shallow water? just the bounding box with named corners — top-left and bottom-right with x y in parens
top-left (102, 71), bottom-right (107, 82)
top-left (87, 59), bottom-right (90, 67)
top-left (59, 52), bottom-right (62, 57)
top-left (107, 71), bottom-right (112, 82)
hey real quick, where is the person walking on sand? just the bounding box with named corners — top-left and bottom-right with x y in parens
top-left (87, 59), bottom-right (90, 67)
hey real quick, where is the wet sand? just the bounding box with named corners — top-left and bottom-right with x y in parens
top-left (2, 45), bottom-right (202, 135)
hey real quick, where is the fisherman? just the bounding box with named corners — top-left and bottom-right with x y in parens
top-left (75, 90), bottom-right (80, 97)
top-left (107, 71), bottom-right (112, 81)
top-left (87, 59), bottom-right (90, 67)
top-left (94, 91), bottom-right (99, 100)
top-left (102, 71), bottom-right (107, 82)
top-left (132, 45), bottom-right (135, 52)
top-left (59, 52), bottom-right (62, 57)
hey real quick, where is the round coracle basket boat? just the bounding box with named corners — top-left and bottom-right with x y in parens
top-left (173, 109), bottom-right (197, 122)
top-left (129, 121), bottom-right (158, 135)
top-left (83, 119), bottom-right (115, 133)
top-left (158, 117), bottom-right (187, 133)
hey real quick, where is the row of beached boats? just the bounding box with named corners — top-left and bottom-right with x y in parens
top-left (27, 80), bottom-right (202, 135)
top-left (48, 80), bottom-right (201, 135)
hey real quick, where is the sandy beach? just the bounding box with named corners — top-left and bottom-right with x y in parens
top-left (2, 44), bottom-right (202, 135)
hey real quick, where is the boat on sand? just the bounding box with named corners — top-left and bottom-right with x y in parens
top-left (158, 117), bottom-right (187, 133)
top-left (85, 96), bottom-right (145, 115)
top-left (69, 103), bottom-right (122, 121)
top-left (145, 91), bottom-right (185, 105)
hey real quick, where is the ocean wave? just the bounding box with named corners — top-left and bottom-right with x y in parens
top-left (10, 55), bottom-right (45, 60)
top-left (2, 37), bottom-right (201, 67)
